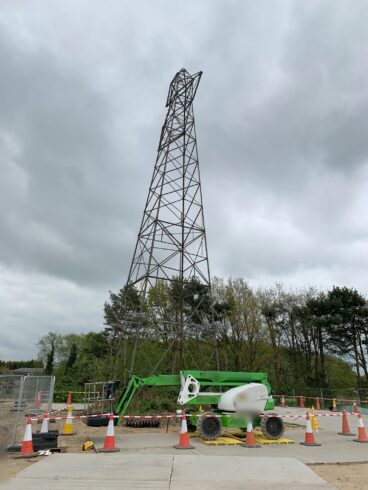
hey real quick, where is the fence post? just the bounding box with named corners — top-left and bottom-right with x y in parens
top-left (48, 376), bottom-right (55, 414)
top-left (12, 376), bottom-right (25, 447)
top-left (320, 388), bottom-right (324, 410)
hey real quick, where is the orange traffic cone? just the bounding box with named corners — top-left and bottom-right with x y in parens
top-left (300, 412), bottom-right (321, 446)
top-left (332, 399), bottom-right (337, 412)
top-left (354, 414), bottom-right (368, 443)
top-left (338, 410), bottom-right (354, 436)
top-left (34, 391), bottom-right (41, 409)
top-left (353, 402), bottom-right (359, 414)
top-left (99, 413), bottom-right (120, 452)
top-left (281, 396), bottom-right (286, 408)
top-left (174, 412), bottom-right (194, 449)
top-left (242, 418), bottom-right (261, 448)
top-left (40, 412), bottom-right (49, 433)
top-left (66, 391), bottom-right (72, 406)
top-left (19, 417), bottom-right (38, 458)
top-left (315, 397), bottom-right (321, 410)
top-left (299, 396), bottom-right (305, 409)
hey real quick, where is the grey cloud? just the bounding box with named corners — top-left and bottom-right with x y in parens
top-left (0, 0), bottom-right (368, 359)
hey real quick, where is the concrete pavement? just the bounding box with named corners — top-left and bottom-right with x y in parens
top-left (0, 454), bottom-right (335, 489)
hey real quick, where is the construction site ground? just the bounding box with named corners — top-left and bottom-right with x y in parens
top-left (1, 406), bottom-right (368, 489)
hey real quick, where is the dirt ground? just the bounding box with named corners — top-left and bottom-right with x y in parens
top-left (311, 463), bottom-right (368, 489)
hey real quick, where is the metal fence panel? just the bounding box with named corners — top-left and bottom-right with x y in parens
top-left (0, 375), bottom-right (55, 449)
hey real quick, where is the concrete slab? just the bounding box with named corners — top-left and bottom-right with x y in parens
top-left (95, 419), bottom-right (368, 464)
top-left (170, 455), bottom-right (334, 489)
top-left (1, 454), bottom-right (173, 489)
top-left (0, 454), bottom-right (334, 490)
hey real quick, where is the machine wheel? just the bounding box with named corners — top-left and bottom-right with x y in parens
top-left (84, 414), bottom-right (119, 427)
top-left (260, 414), bottom-right (284, 439)
top-left (197, 415), bottom-right (222, 440)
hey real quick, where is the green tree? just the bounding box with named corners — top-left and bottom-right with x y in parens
top-left (37, 332), bottom-right (63, 366)
top-left (65, 343), bottom-right (78, 372)
top-left (324, 287), bottom-right (368, 389)
top-left (45, 342), bottom-right (55, 375)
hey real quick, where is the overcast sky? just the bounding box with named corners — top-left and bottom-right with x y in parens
top-left (1, 0), bottom-right (368, 360)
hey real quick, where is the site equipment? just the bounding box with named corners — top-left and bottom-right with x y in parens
top-left (85, 370), bottom-right (284, 440)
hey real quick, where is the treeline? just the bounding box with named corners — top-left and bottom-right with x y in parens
top-left (35, 279), bottom-right (368, 395)
top-left (0, 359), bottom-right (43, 374)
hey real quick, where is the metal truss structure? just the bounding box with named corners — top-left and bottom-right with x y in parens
top-left (126, 68), bottom-right (211, 322)
top-left (109, 69), bottom-right (218, 378)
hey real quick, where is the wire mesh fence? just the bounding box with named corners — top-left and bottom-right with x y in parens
top-left (276, 387), bottom-right (368, 410)
top-left (0, 375), bottom-right (55, 449)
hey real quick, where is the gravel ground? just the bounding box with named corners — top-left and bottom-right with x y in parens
top-left (311, 463), bottom-right (368, 490)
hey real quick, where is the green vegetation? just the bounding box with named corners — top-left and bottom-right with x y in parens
top-left (0, 359), bottom-right (43, 374)
top-left (28, 281), bottom-right (368, 401)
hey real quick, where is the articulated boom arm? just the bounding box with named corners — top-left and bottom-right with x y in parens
top-left (115, 371), bottom-right (272, 416)
top-left (115, 374), bottom-right (181, 415)
top-left (181, 370), bottom-right (271, 391)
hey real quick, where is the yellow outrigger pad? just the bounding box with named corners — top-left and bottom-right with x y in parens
top-left (197, 431), bottom-right (294, 446)
top-left (201, 436), bottom-right (242, 446)
top-left (254, 435), bottom-right (294, 445)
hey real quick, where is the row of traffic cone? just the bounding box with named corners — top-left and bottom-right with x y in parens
top-left (300, 410), bottom-right (368, 446)
top-left (338, 410), bottom-right (368, 443)
top-left (172, 410), bottom-right (368, 450)
top-left (18, 410), bottom-right (118, 457)
top-left (18, 405), bottom-right (77, 458)
top-left (101, 408), bottom-right (368, 450)
top-left (18, 407), bottom-right (368, 457)
top-left (281, 395), bottom-right (362, 413)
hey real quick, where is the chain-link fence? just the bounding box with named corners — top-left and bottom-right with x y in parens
top-left (0, 375), bottom-right (55, 450)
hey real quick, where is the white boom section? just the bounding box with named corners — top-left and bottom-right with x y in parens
top-left (177, 375), bottom-right (270, 413)
top-left (218, 383), bottom-right (269, 413)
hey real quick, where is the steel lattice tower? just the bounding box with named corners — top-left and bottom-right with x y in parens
top-left (126, 68), bottom-right (211, 321)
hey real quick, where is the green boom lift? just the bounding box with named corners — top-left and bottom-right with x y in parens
top-left (86, 370), bottom-right (284, 440)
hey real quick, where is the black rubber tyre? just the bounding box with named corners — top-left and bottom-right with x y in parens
top-left (84, 414), bottom-right (119, 427)
top-left (260, 414), bottom-right (284, 439)
top-left (197, 416), bottom-right (222, 440)
top-left (187, 421), bottom-right (197, 433)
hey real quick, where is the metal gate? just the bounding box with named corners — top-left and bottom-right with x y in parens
top-left (0, 375), bottom-right (55, 449)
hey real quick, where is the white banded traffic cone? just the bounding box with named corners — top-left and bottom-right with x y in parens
top-left (40, 412), bottom-right (49, 433)
top-left (19, 417), bottom-right (38, 458)
top-left (281, 396), bottom-right (286, 408)
top-left (99, 413), bottom-right (120, 452)
top-left (353, 402), bottom-right (359, 414)
top-left (174, 412), bottom-right (194, 449)
top-left (300, 412), bottom-right (321, 446)
top-left (354, 414), bottom-right (368, 443)
top-left (242, 418), bottom-right (261, 448)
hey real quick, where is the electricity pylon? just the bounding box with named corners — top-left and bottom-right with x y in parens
top-left (126, 68), bottom-right (211, 320)
top-left (114, 69), bottom-right (215, 377)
